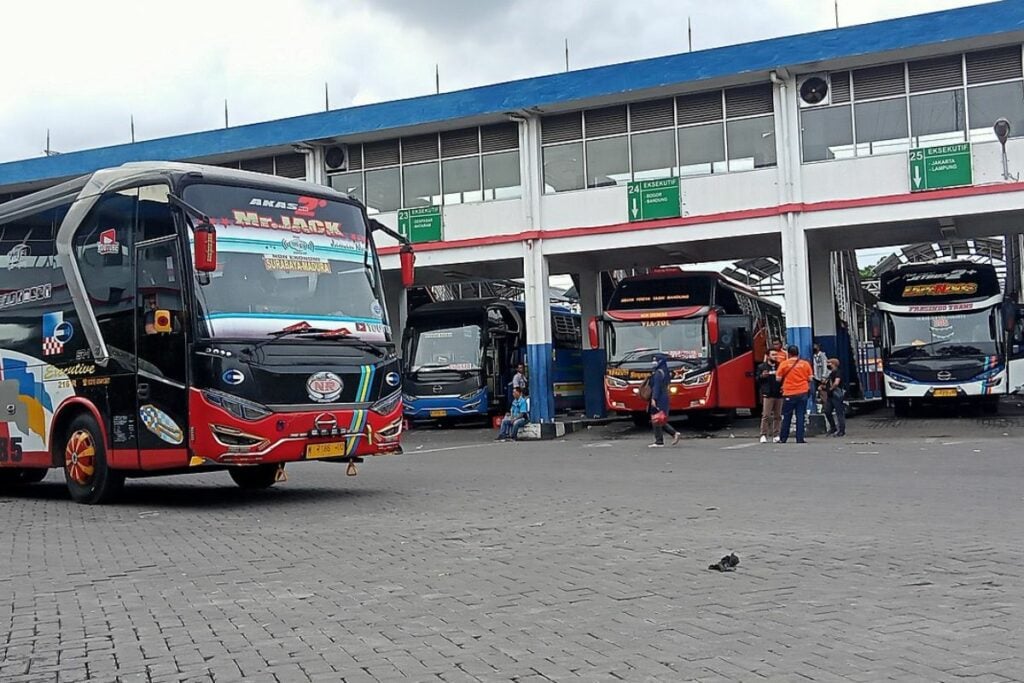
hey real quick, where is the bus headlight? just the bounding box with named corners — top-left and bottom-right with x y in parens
top-left (371, 390), bottom-right (402, 415)
top-left (202, 389), bottom-right (272, 421)
top-left (459, 388), bottom-right (484, 400)
top-left (682, 372), bottom-right (711, 387)
top-left (606, 376), bottom-right (628, 389)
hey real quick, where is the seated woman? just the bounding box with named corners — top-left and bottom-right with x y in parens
top-left (495, 388), bottom-right (530, 442)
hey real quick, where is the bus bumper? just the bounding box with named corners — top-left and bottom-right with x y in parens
top-left (605, 381), bottom-right (714, 413)
top-left (403, 390), bottom-right (488, 419)
top-left (185, 388), bottom-right (404, 468)
top-left (883, 370), bottom-right (1005, 400)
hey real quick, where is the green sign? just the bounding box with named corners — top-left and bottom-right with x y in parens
top-left (627, 177), bottom-right (681, 222)
top-left (909, 143), bottom-right (973, 192)
top-left (397, 206), bottom-right (443, 243)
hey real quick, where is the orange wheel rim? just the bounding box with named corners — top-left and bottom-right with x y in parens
top-left (65, 430), bottom-right (96, 485)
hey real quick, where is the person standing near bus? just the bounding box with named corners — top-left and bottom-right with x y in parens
top-left (757, 352), bottom-right (783, 443)
top-left (811, 342), bottom-right (829, 410)
top-left (510, 363), bottom-right (528, 393)
top-left (648, 354), bottom-right (680, 448)
top-left (823, 358), bottom-right (847, 437)
top-left (776, 345), bottom-right (813, 444)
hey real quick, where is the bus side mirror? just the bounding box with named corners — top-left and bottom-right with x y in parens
top-left (194, 222), bottom-right (217, 272)
top-left (400, 245), bottom-right (416, 289)
top-left (588, 317), bottom-right (600, 349)
top-left (707, 310), bottom-right (719, 345)
top-left (1001, 301), bottom-right (1016, 332)
top-left (869, 309), bottom-right (882, 346)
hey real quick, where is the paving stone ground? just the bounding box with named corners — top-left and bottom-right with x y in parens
top-left (2, 414), bottom-right (1023, 682)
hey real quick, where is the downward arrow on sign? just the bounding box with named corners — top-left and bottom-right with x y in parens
top-left (913, 165), bottom-right (922, 188)
top-left (631, 197), bottom-right (639, 219)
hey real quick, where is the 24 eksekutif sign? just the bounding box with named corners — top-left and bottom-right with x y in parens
top-left (627, 177), bottom-right (682, 222)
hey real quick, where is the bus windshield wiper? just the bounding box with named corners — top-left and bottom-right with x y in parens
top-left (246, 321), bottom-right (327, 353)
top-left (617, 347), bottom-right (657, 362)
top-left (315, 333), bottom-right (388, 357)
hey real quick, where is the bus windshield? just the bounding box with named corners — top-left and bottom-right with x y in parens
top-left (182, 184), bottom-right (388, 341)
top-left (888, 309), bottom-right (997, 359)
top-left (409, 323), bottom-right (483, 372)
top-left (608, 318), bottom-right (707, 363)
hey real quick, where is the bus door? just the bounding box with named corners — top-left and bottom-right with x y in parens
top-left (1008, 304), bottom-right (1024, 394)
top-left (134, 238), bottom-right (189, 466)
top-left (714, 314), bottom-right (755, 408)
top-left (483, 335), bottom-right (504, 412)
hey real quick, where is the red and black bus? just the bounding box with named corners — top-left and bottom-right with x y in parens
top-left (590, 269), bottom-right (784, 425)
top-left (0, 162), bottom-right (412, 503)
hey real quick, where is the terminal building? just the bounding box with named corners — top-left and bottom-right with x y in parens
top-left (3, 2), bottom-right (1024, 421)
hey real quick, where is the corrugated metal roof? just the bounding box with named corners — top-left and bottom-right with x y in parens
top-left (1, 1), bottom-right (1019, 189)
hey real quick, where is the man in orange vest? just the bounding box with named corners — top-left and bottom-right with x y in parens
top-left (776, 344), bottom-right (813, 444)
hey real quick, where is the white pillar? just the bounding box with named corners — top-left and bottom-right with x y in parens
top-left (303, 146), bottom-right (327, 185)
top-left (782, 216), bottom-right (813, 358)
top-left (523, 239), bottom-right (554, 422)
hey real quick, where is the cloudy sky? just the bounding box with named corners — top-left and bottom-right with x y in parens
top-left (0, 0), bottom-right (990, 164)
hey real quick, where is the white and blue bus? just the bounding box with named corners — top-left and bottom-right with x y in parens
top-left (871, 261), bottom-right (1022, 415)
top-left (401, 299), bottom-right (583, 421)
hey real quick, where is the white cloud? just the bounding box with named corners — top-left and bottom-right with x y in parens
top-left (0, 0), bottom-right (989, 162)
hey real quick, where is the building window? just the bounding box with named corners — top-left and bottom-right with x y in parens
top-left (483, 151), bottom-right (521, 200)
top-left (854, 97), bottom-right (909, 156)
top-left (364, 167), bottom-right (401, 214)
top-left (968, 81), bottom-right (1024, 143)
top-left (800, 46), bottom-right (1024, 162)
top-left (543, 142), bottom-right (584, 193)
top-left (442, 156), bottom-right (481, 205)
top-left (631, 129), bottom-right (676, 180)
top-left (540, 85), bottom-right (775, 193)
top-left (329, 172), bottom-right (363, 204)
top-left (910, 90), bottom-right (965, 146)
top-left (586, 136), bottom-right (629, 188)
top-left (678, 122), bottom-right (726, 176)
top-left (326, 124), bottom-right (520, 212)
top-left (800, 106), bottom-right (854, 161)
top-left (726, 115), bottom-right (776, 170)
top-left (402, 161), bottom-right (440, 207)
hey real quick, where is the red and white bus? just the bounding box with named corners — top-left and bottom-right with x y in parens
top-left (589, 269), bottom-right (784, 425)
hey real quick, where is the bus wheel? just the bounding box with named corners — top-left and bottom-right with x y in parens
top-left (63, 414), bottom-right (124, 505)
top-left (229, 464), bottom-right (279, 490)
top-left (0, 468), bottom-right (47, 487)
top-left (631, 412), bottom-right (649, 428)
top-left (892, 399), bottom-right (910, 418)
top-left (981, 398), bottom-right (999, 415)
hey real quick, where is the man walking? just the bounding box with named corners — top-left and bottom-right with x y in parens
top-left (757, 351), bottom-right (783, 443)
top-left (776, 345), bottom-right (813, 444)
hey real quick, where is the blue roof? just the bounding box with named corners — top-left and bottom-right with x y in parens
top-left (1, 1), bottom-right (1019, 188)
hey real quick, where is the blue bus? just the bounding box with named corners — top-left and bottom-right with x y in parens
top-left (402, 298), bottom-right (583, 420)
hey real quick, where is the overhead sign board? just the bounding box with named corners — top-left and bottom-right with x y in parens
top-left (909, 143), bottom-right (972, 192)
top-left (627, 177), bottom-right (681, 222)
top-left (398, 206), bottom-right (443, 243)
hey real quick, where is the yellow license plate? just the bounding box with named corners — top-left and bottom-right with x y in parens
top-left (430, 409), bottom-right (447, 418)
top-left (306, 441), bottom-right (346, 459)
top-left (932, 388), bottom-right (957, 398)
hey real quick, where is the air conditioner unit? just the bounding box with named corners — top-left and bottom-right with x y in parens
top-left (798, 74), bottom-right (830, 107)
top-left (324, 145), bottom-right (348, 172)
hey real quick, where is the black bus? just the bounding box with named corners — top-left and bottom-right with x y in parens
top-left (0, 162), bottom-right (408, 503)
